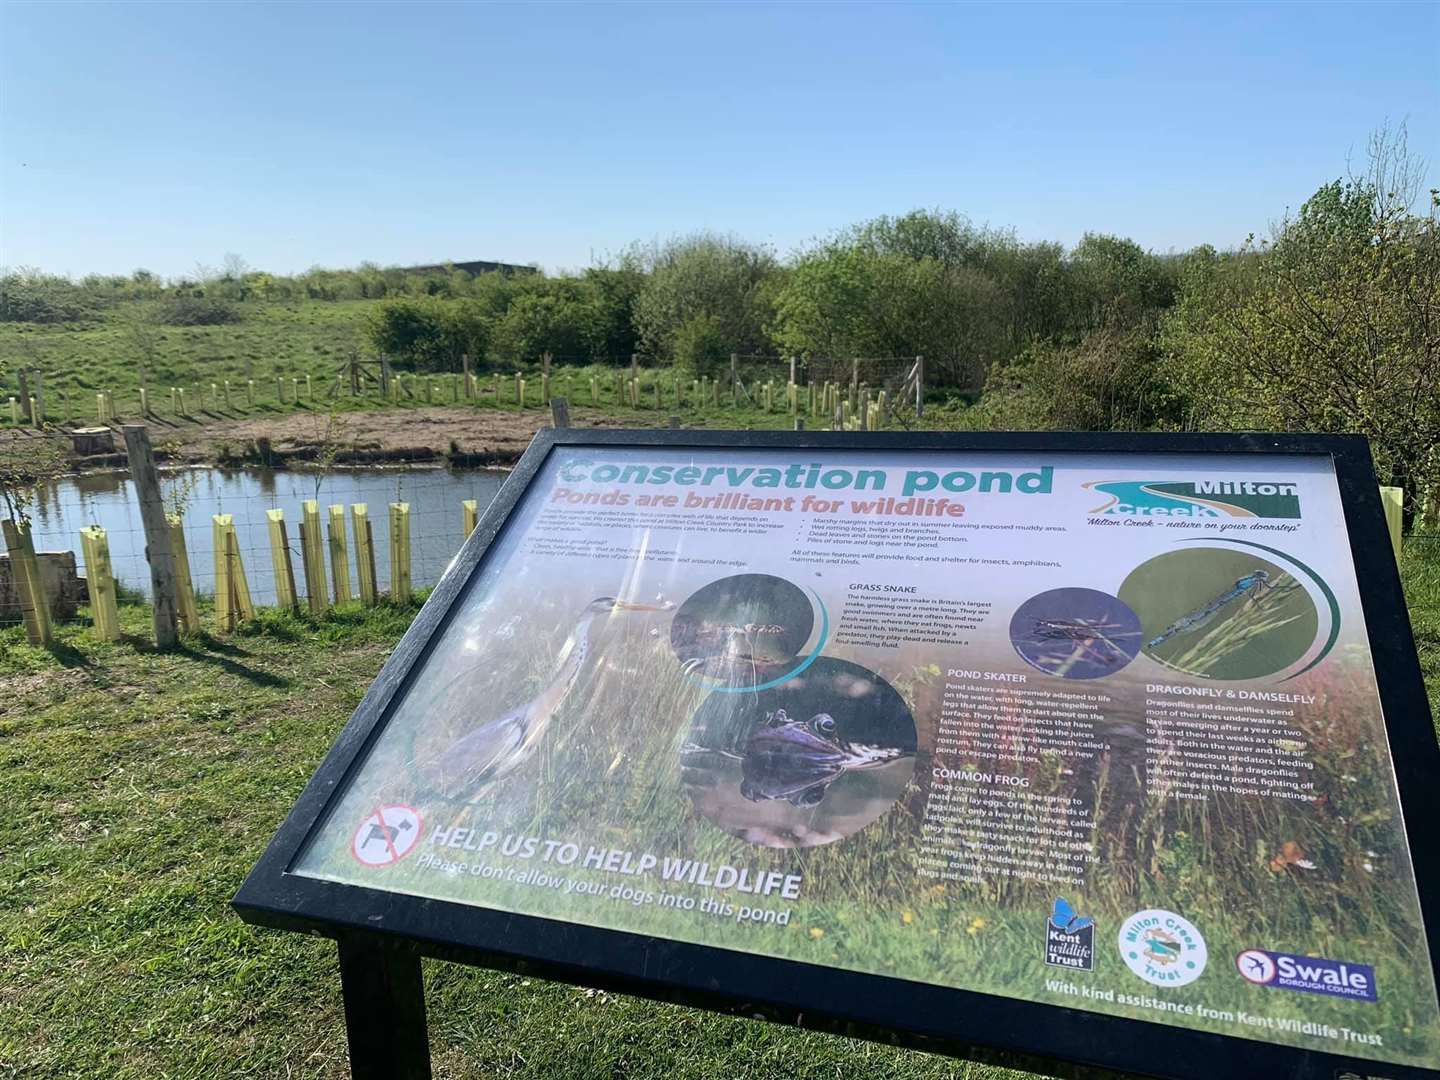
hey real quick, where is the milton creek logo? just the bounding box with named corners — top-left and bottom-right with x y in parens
top-left (1084, 479), bottom-right (1302, 519)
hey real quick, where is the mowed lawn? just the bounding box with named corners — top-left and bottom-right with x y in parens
top-left (3, 544), bottom-right (1438, 1080)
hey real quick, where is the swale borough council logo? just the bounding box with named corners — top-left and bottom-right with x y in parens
top-left (1118, 909), bottom-right (1208, 987)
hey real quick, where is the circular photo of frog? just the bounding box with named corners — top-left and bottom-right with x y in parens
top-left (670, 573), bottom-right (816, 689)
top-left (1119, 548), bottom-right (1321, 680)
top-left (1008, 588), bottom-right (1143, 679)
top-left (680, 657), bottom-right (917, 848)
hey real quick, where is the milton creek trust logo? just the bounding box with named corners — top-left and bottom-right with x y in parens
top-left (1085, 479), bottom-right (1303, 519)
top-left (1118, 909), bottom-right (1208, 987)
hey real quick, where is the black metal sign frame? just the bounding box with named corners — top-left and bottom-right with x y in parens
top-left (234, 429), bottom-right (1440, 1080)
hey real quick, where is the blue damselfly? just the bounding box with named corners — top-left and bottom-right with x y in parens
top-left (1146, 570), bottom-right (1276, 649)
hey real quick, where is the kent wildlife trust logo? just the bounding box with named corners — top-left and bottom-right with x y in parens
top-left (1084, 479), bottom-right (1302, 519)
top-left (1044, 897), bottom-right (1095, 972)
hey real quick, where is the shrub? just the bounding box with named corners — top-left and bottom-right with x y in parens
top-left (161, 296), bottom-right (243, 326)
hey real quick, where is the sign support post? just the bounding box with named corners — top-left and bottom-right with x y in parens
top-left (337, 936), bottom-right (432, 1080)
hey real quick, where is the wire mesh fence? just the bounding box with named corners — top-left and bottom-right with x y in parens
top-left (2, 410), bottom-right (1437, 647)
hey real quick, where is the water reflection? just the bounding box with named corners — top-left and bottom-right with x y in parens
top-left (23, 467), bottom-right (506, 606)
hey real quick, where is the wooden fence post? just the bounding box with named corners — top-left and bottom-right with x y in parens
top-left (299, 500), bottom-right (328, 614)
top-left (212, 514), bottom-right (254, 632)
top-left (1380, 486), bottom-right (1404, 564)
top-left (79, 526), bottom-right (121, 641)
top-left (550, 397), bottom-right (570, 428)
top-left (389, 502), bottom-right (412, 602)
top-left (167, 515), bottom-right (201, 634)
top-left (462, 499), bottom-right (479, 539)
top-left (2, 518), bottom-right (52, 645)
top-left (122, 425), bottom-right (180, 649)
top-left (328, 504), bottom-right (352, 604)
top-left (16, 370), bottom-right (31, 421)
top-left (266, 509), bottom-right (300, 612)
top-left (351, 504), bottom-right (378, 607)
top-left (915, 355), bottom-right (924, 418)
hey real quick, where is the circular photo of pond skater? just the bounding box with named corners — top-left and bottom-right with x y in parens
top-left (1008, 588), bottom-right (1143, 679)
top-left (1119, 548), bottom-right (1321, 681)
top-left (669, 573), bottom-right (815, 689)
top-left (680, 657), bottom-right (917, 849)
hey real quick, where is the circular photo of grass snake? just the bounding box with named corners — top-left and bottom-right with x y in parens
top-left (669, 573), bottom-right (816, 689)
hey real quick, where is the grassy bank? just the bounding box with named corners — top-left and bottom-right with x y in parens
top-left (3, 545), bottom-right (1437, 1080)
top-left (0, 300), bottom-right (866, 436)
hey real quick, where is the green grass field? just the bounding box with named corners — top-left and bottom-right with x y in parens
top-left (0, 300), bottom-right (876, 433)
top-left (2, 539), bottom-right (1437, 1079)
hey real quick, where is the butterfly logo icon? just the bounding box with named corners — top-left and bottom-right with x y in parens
top-left (1049, 897), bottom-right (1094, 933)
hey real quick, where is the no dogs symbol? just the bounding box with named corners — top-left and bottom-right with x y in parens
top-left (351, 805), bottom-right (422, 867)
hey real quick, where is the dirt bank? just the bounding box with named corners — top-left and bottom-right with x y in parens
top-left (144, 406), bottom-right (655, 467)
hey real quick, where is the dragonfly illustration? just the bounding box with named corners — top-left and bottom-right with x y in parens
top-left (1146, 570), bottom-right (1295, 649)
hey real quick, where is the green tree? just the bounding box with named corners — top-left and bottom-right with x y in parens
top-left (632, 233), bottom-right (777, 370)
top-left (1162, 127), bottom-right (1440, 507)
top-left (365, 296), bottom-right (488, 371)
top-left (771, 212), bottom-right (1015, 387)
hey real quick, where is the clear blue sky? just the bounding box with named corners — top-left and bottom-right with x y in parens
top-left (2, 1), bottom-right (1436, 278)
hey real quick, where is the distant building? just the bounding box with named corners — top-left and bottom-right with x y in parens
top-left (401, 259), bottom-right (537, 277)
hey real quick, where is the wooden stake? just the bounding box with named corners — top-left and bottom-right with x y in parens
top-left (167, 515), bottom-right (200, 633)
top-left (550, 397), bottom-right (570, 428)
top-left (328, 505), bottom-right (352, 604)
top-left (79, 526), bottom-right (121, 641)
top-left (266, 509), bottom-right (299, 612)
top-left (2, 518), bottom-right (52, 645)
top-left (1380, 486), bottom-right (1404, 563)
top-left (351, 504), bottom-right (378, 607)
top-left (122, 425), bottom-right (180, 649)
top-left (389, 502), bottom-right (412, 602)
top-left (462, 499), bottom-right (479, 538)
top-left (300, 500), bottom-right (328, 615)
top-left (212, 514), bottom-right (253, 632)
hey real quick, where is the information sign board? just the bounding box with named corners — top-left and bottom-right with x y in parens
top-left (235, 430), bottom-right (1440, 1080)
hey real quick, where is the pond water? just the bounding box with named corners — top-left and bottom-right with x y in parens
top-left (24, 466), bottom-right (508, 608)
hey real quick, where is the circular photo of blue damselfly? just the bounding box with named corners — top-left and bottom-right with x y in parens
top-left (1008, 588), bottom-right (1143, 679)
top-left (1119, 549), bottom-right (1320, 680)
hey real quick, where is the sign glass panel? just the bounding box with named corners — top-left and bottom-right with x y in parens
top-left (293, 446), bottom-right (1439, 1070)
